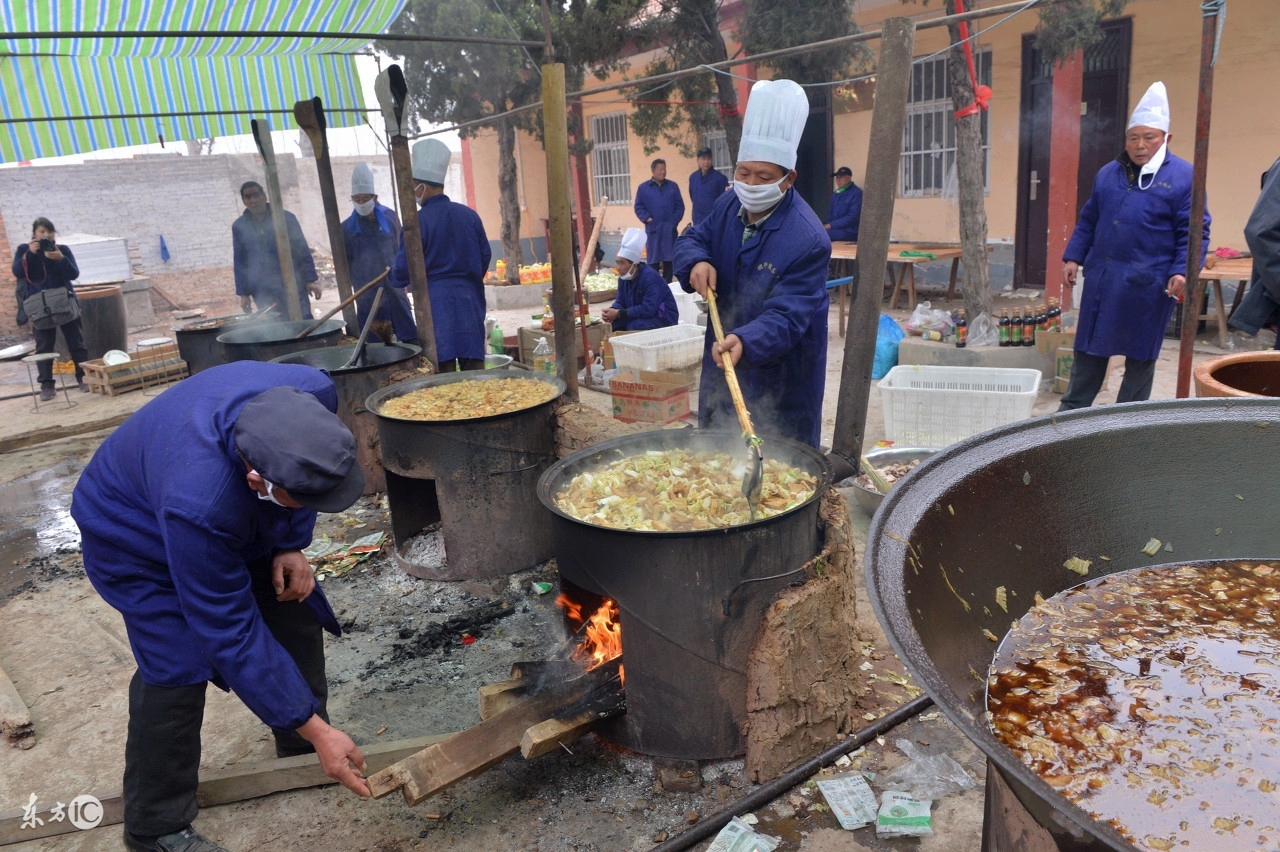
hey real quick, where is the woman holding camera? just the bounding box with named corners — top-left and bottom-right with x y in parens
top-left (13, 217), bottom-right (89, 400)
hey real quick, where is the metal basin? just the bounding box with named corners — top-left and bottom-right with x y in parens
top-left (839, 446), bottom-right (938, 517)
top-left (217, 319), bottom-right (345, 363)
top-left (538, 430), bottom-right (832, 759)
top-left (867, 398), bottom-right (1280, 851)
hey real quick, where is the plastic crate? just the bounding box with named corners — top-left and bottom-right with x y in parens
top-left (610, 324), bottom-right (705, 372)
top-left (878, 365), bottom-right (1042, 446)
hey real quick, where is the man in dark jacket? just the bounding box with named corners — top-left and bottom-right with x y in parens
top-left (634, 159), bottom-right (685, 282)
top-left (233, 181), bottom-right (321, 319)
top-left (71, 362), bottom-right (370, 852)
top-left (825, 167), bottom-right (863, 242)
top-left (1228, 157), bottom-right (1280, 347)
top-left (688, 147), bottom-right (729, 227)
top-left (343, 163), bottom-right (418, 344)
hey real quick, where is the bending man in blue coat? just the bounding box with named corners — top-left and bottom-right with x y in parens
top-left (602, 227), bottom-right (678, 331)
top-left (233, 181), bottom-right (321, 320)
top-left (688, 147), bottom-right (729, 227)
top-left (1059, 81), bottom-right (1210, 410)
top-left (825, 166), bottom-right (863, 242)
top-left (343, 163), bottom-right (418, 344)
top-left (391, 139), bottom-right (492, 371)
top-left (634, 158), bottom-right (685, 282)
top-left (71, 362), bottom-right (370, 852)
top-left (676, 79), bottom-right (831, 449)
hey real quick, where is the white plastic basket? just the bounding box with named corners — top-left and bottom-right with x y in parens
top-left (878, 365), bottom-right (1042, 446)
top-left (610, 324), bottom-right (705, 372)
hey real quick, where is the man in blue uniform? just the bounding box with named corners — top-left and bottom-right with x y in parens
top-left (634, 158), bottom-right (685, 282)
top-left (1059, 81), bottom-right (1210, 410)
top-left (688, 147), bottom-right (729, 227)
top-left (825, 166), bottom-right (863, 242)
top-left (71, 362), bottom-right (370, 852)
top-left (676, 79), bottom-right (831, 448)
top-left (391, 138), bottom-right (492, 371)
top-left (343, 163), bottom-right (418, 344)
top-left (1228, 156), bottom-right (1280, 347)
top-left (602, 227), bottom-right (678, 331)
top-left (233, 181), bottom-right (321, 319)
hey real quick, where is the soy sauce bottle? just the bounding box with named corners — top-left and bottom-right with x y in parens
top-left (1023, 306), bottom-right (1038, 346)
top-left (1011, 308), bottom-right (1024, 345)
top-left (998, 309), bottom-right (1011, 346)
top-left (1048, 299), bottom-right (1062, 332)
top-left (955, 309), bottom-right (968, 348)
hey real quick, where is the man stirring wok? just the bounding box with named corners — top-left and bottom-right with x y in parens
top-left (71, 361), bottom-right (369, 852)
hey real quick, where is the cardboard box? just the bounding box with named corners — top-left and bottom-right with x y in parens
top-left (1034, 329), bottom-right (1076, 356)
top-left (1052, 345), bottom-right (1074, 394)
top-left (611, 370), bottom-right (691, 424)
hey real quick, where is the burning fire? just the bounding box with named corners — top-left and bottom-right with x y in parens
top-left (557, 593), bottom-right (624, 684)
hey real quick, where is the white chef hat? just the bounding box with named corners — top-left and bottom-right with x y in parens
top-left (616, 227), bottom-right (647, 263)
top-left (737, 79), bottom-right (809, 171)
top-left (351, 163), bottom-right (375, 196)
top-left (411, 139), bottom-right (452, 185)
top-left (1128, 81), bottom-right (1170, 132)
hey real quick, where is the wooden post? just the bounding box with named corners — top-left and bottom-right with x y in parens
top-left (829, 17), bottom-right (916, 478)
top-left (1176, 10), bottom-right (1219, 398)
top-left (376, 66), bottom-right (439, 371)
top-left (294, 97), bottom-right (358, 336)
top-left (250, 119), bottom-right (304, 322)
top-left (542, 62), bottom-right (580, 400)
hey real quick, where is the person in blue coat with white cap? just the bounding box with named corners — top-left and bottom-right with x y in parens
top-left (675, 79), bottom-right (831, 448)
top-left (1058, 81), bottom-right (1211, 410)
top-left (343, 163), bottom-right (418, 344)
top-left (71, 361), bottom-right (370, 852)
top-left (390, 138), bottom-right (492, 371)
top-left (602, 227), bottom-right (678, 331)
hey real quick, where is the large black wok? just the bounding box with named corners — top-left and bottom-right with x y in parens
top-left (867, 398), bottom-right (1280, 851)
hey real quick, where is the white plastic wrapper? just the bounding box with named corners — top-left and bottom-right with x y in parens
top-left (816, 770), bottom-right (879, 830)
top-left (876, 790), bottom-right (933, 838)
top-left (705, 816), bottom-right (781, 852)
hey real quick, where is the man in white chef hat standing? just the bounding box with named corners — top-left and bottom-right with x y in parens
top-left (1058, 81), bottom-right (1211, 410)
top-left (674, 79), bottom-right (831, 449)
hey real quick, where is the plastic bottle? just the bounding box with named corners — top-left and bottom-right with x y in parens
top-left (955, 309), bottom-right (968, 348)
top-left (490, 323), bottom-right (504, 355)
top-left (532, 337), bottom-right (552, 373)
top-left (998, 308), bottom-right (1011, 347)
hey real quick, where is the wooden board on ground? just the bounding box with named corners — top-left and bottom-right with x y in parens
top-left (0, 663), bottom-right (34, 750)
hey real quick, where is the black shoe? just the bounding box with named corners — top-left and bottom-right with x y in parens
top-left (39, 387), bottom-right (55, 402)
top-left (124, 825), bottom-right (229, 851)
top-left (78, 381), bottom-right (91, 393)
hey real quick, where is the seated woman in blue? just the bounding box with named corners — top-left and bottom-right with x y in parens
top-left (601, 227), bottom-right (678, 331)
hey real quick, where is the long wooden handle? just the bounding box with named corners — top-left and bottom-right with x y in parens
top-left (704, 288), bottom-right (757, 440)
top-left (294, 268), bottom-right (390, 338)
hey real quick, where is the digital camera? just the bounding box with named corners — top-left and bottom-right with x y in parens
top-left (38, 237), bottom-right (56, 252)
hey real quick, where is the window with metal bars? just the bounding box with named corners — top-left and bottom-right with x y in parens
top-left (590, 112), bottom-right (632, 204)
top-left (702, 130), bottom-right (734, 179)
top-left (900, 49), bottom-right (992, 198)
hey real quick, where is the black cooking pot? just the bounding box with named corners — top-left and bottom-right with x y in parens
top-left (867, 398), bottom-right (1280, 851)
top-left (538, 430), bottom-right (832, 759)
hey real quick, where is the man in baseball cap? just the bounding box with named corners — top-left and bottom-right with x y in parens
top-left (825, 166), bottom-right (863, 242)
top-left (71, 361), bottom-right (369, 851)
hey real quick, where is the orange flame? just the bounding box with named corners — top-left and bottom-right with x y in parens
top-left (557, 593), bottom-right (624, 685)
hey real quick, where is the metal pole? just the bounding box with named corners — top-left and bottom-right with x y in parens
top-left (0, 29), bottom-right (545, 48)
top-left (1176, 9), bottom-right (1219, 398)
top-left (375, 66), bottom-right (438, 372)
top-left (250, 118), bottom-right (304, 322)
top-left (543, 62), bottom-right (580, 400)
top-left (828, 17), bottom-right (916, 480)
top-left (295, 97), bottom-right (358, 336)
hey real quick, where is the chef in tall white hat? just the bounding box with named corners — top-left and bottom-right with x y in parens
top-left (343, 163), bottom-right (418, 344)
top-left (602, 227), bottom-right (678, 331)
top-left (1057, 80), bottom-right (1211, 411)
top-left (672, 78), bottom-right (832, 449)
top-left (389, 137), bottom-right (493, 370)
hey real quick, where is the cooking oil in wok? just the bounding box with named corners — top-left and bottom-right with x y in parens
top-left (987, 560), bottom-right (1280, 852)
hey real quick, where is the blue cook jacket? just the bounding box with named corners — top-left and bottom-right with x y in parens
top-left (688, 168), bottom-right (730, 226)
top-left (609, 262), bottom-right (679, 331)
top-left (827, 182), bottom-right (863, 242)
top-left (634, 179), bottom-right (685, 264)
top-left (70, 361), bottom-right (342, 731)
top-left (1065, 150), bottom-right (1210, 361)
top-left (232, 206), bottom-right (318, 320)
top-left (675, 188), bottom-right (831, 448)
top-left (390, 194), bottom-right (492, 362)
top-left (342, 202), bottom-right (418, 342)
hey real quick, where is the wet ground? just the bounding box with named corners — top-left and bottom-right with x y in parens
top-left (0, 460), bottom-right (82, 601)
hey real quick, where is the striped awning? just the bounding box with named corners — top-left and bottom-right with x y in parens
top-left (0, 0), bottom-right (408, 163)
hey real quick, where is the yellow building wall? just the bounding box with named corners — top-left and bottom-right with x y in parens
top-left (468, 0), bottom-right (1278, 258)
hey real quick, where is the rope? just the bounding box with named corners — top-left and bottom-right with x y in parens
top-left (1201, 0), bottom-right (1226, 67)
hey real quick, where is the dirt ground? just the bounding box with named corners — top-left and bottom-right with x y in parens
top-left (0, 282), bottom-right (1251, 851)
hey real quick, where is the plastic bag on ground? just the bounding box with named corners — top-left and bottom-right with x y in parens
top-left (967, 312), bottom-right (999, 347)
top-left (871, 738), bottom-right (978, 800)
top-left (872, 314), bottom-right (905, 379)
top-left (904, 300), bottom-right (954, 335)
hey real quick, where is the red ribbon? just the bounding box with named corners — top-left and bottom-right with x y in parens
top-left (953, 0), bottom-right (990, 120)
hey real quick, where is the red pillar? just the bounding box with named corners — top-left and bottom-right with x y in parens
top-left (1045, 52), bottom-right (1083, 302)
top-left (460, 135), bottom-right (479, 212)
top-left (568, 101), bottom-right (594, 256)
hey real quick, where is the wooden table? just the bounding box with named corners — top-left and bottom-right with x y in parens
top-left (827, 242), bottom-right (966, 335)
top-left (1197, 256), bottom-right (1252, 347)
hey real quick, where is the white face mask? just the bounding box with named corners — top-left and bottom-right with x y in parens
top-left (354, 199), bottom-right (376, 217)
top-left (733, 174), bottom-right (788, 214)
top-left (250, 470), bottom-right (287, 507)
top-left (1137, 141), bottom-right (1168, 191)
top-left (614, 263), bottom-right (638, 281)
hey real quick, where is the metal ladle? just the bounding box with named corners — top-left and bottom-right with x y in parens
top-left (704, 287), bottom-right (763, 515)
top-left (339, 286), bottom-right (385, 369)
